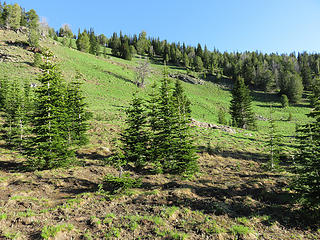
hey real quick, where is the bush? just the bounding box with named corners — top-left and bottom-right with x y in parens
top-left (218, 108), bottom-right (227, 125)
top-left (102, 173), bottom-right (141, 194)
top-left (33, 52), bottom-right (42, 67)
top-left (280, 94), bottom-right (289, 108)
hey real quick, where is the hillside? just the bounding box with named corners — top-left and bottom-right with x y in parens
top-left (0, 29), bottom-right (319, 240)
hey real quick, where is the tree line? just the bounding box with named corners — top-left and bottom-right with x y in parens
top-left (67, 28), bottom-right (320, 104)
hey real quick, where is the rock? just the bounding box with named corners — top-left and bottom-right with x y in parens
top-left (191, 119), bottom-right (236, 133)
top-left (168, 73), bottom-right (204, 85)
top-left (256, 115), bottom-right (269, 121)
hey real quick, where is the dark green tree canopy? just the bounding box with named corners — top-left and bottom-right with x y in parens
top-left (230, 76), bottom-right (256, 130)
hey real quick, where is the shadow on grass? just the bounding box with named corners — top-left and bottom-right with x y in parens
top-left (0, 141), bottom-right (29, 172)
top-left (0, 160), bottom-right (27, 172)
top-left (57, 177), bottom-right (98, 195)
top-left (103, 69), bottom-right (134, 84)
top-left (137, 179), bottom-right (319, 230)
top-left (198, 145), bottom-right (269, 163)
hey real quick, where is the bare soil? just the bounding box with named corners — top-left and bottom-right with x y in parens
top-left (0, 143), bottom-right (319, 240)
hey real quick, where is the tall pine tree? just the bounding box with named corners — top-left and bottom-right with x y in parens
top-left (121, 93), bottom-right (149, 170)
top-left (65, 77), bottom-right (91, 147)
top-left (230, 76), bottom-right (256, 130)
top-left (291, 94), bottom-right (320, 208)
top-left (27, 50), bottom-right (74, 170)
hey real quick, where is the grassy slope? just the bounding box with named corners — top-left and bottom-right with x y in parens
top-left (0, 30), bottom-right (318, 239)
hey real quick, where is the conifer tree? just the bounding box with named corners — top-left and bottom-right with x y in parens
top-left (0, 76), bottom-right (9, 108)
top-left (266, 106), bottom-right (282, 169)
top-left (89, 29), bottom-right (99, 55)
top-left (230, 76), bottom-right (256, 130)
top-left (3, 81), bottom-right (22, 145)
top-left (65, 78), bottom-right (91, 147)
top-left (171, 80), bottom-right (198, 176)
top-left (76, 30), bottom-right (90, 53)
top-left (27, 50), bottom-right (74, 170)
top-left (26, 9), bottom-right (39, 30)
top-left (8, 3), bottom-right (21, 30)
top-left (291, 94), bottom-right (320, 208)
top-left (121, 93), bottom-right (149, 170)
top-left (121, 41), bottom-right (132, 60)
top-left (148, 71), bottom-right (198, 176)
top-left (148, 73), bottom-right (177, 172)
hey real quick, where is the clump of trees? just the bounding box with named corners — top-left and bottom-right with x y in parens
top-left (0, 50), bottom-right (91, 170)
top-left (120, 76), bottom-right (198, 177)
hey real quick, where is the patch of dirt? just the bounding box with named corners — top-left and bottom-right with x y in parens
top-left (0, 148), bottom-right (318, 239)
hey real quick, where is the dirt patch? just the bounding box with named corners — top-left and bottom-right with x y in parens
top-left (0, 149), bottom-right (318, 239)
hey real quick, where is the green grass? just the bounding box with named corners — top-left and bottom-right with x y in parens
top-left (41, 224), bottom-right (74, 240)
top-left (0, 31), bottom-right (312, 157)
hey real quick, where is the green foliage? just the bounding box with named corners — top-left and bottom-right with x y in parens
top-left (41, 224), bottom-right (74, 240)
top-left (120, 93), bottom-right (149, 169)
top-left (266, 106), bottom-right (282, 170)
top-left (28, 28), bottom-right (39, 47)
top-left (76, 30), bottom-right (90, 53)
top-left (281, 94), bottom-right (289, 108)
top-left (89, 29), bottom-right (100, 55)
top-left (65, 78), bottom-right (91, 147)
top-left (230, 225), bottom-right (251, 236)
top-left (121, 41), bottom-right (132, 60)
top-left (0, 213), bottom-right (7, 220)
top-left (230, 76), bottom-right (256, 130)
top-left (120, 76), bottom-right (198, 177)
top-left (279, 71), bottom-right (303, 103)
top-left (291, 94), bottom-right (320, 208)
top-left (33, 52), bottom-right (42, 67)
top-left (27, 50), bottom-right (75, 170)
top-left (148, 77), bottom-right (198, 176)
top-left (59, 24), bottom-right (73, 38)
top-left (194, 56), bottom-right (204, 72)
top-left (1, 79), bottom-right (33, 150)
top-left (26, 9), bottom-right (39, 30)
top-left (218, 108), bottom-right (227, 125)
top-left (7, 3), bottom-right (21, 30)
top-left (102, 173), bottom-right (141, 194)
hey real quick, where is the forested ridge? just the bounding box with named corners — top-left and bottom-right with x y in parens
top-left (0, 2), bottom-right (320, 240)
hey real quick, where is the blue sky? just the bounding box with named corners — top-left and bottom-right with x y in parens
top-left (9, 0), bottom-right (320, 54)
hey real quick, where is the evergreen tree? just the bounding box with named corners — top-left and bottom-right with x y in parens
top-left (20, 7), bottom-right (27, 27)
top-left (194, 56), bottom-right (204, 72)
top-left (121, 93), bottom-right (149, 170)
top-left (28, 28), bottom-right (39, 47)
top-left (8, 3), bottom-right (21, 30)
top-left (148, 71), bottom-right (198, 176)
top-left (76, 30), bottom-right (90, 53)
top-left (230, 76), bottom-right (256, 130)
top-left (89, 29), bottom-right (99, 55)
top-left (171, 80), bottom-right (198, 176)
top-left (291, 94), bottom-right (320, 208)
top-left (266, 106), bottom-right (282, 169)
top-left (281, 94), bottom-right (289, 108)
top-left (3, 81), bottom-right (22, 145)
top-left (27, 50), bottom-right (74, 170)
top-left (26, 9), bottom-right (38, 30)
top-left (65, 78), bottom-right (91, 147)
top-left (121, 41), bottom-right (132, 60)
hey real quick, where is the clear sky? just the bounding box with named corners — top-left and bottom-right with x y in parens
top-left (8, 0), bottom-right (320, 54)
